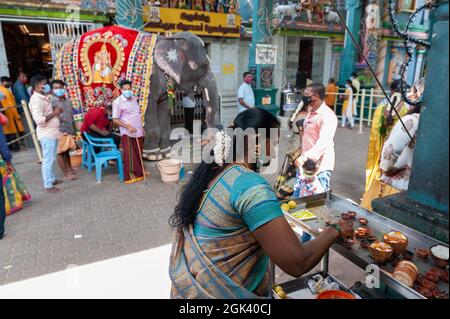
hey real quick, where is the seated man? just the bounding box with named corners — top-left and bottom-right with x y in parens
top-left (80, 104), bottom-right (120, 151)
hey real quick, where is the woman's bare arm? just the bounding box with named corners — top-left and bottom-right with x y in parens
top-left (252, 217), bottom-right (345, 278)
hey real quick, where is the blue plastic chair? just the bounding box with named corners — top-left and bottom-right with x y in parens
top-left (83, 132), bottom-right (124, 183)
top-left (82, 139), bottom-right (108, 172)
top-left (81, 140), bottom-right (92, 171)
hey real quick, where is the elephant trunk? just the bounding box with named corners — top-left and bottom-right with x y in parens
top-left (199, 67), bottom-right (219, 129)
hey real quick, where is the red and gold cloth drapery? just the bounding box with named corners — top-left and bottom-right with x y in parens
top-left (55, 25), bottom-right (157, 122)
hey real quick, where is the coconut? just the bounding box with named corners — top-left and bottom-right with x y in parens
top-left (430, 245), bottom-right (449, 260)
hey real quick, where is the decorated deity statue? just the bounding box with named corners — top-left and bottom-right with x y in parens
top-left (178, 0), bottom-right (188, 9)
top-left (217, 0), bottom-right (229, 13)
top-left (93, 43), bottom-right (113, 84)
top-left (169, 0), bottom-right (177, 8)
top-left (159, 0), bottom-right (169, 8)
top-left (193, 0), bottom-right (204, 10)
top-left (360, 0), bottom-right (380, 65)
top-left (365, 0), bottom-right (380, 29)
top-left (204, 0), bottom-right (216, 12)
top-left (229, 0), bottom-right (239, 14)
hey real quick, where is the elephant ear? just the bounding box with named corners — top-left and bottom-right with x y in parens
top-left (154, 38), bottom-right (187, 85)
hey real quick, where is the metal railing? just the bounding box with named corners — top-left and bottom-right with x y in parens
top-left (0, 101), bottom-right (43, 162)
top-left (326, 87), bottom-right (387, 134)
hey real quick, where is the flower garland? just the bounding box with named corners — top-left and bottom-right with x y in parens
top-left (165, 73), bottom-right (175, 115)
top-left (213, 130), bottom-right (232, 167)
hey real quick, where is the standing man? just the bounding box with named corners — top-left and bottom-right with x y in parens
top-left (294, 83), bottom-right (338, 192)
top-left (0, 125), bottom-right (14, 240)
top-left (350, 72), bottom-right (361, 106)
top-left (51, 80), bottom-right (77, 181)
top-left (0, 76), bottom-right (25, 151)
top-left (29, 75), bottom-right (63, 194)
top-left (237, 72), bottom-right (255, 114)
top-left (13, 71), bottom-right (30, 115)
top-left (182, 93), bottom-right (196, 135)
top-left (112, 80), bottom-right (145, 184)
top-left (324, 78), bottom-right (338, 109)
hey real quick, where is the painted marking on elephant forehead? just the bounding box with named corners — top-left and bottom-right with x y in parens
top-left (167, 49), bottom-right (178, 62)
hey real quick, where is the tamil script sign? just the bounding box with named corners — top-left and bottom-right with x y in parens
top-left (143, 7), bottom-right (241, 38)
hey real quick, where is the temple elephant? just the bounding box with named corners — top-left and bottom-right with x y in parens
top-left (56, 25), bottom-right (218, 161)
top-left (145, 31), bottom-right (218, 160)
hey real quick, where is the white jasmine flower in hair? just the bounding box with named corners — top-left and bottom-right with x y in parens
top-left (213, 130), bottom-right (232, 167)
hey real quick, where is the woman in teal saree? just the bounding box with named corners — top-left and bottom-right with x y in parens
top-left (169, 107), bottom-right (354, 299)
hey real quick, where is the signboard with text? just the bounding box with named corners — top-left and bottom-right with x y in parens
top-left (143, 7), bottom-right (241, 38)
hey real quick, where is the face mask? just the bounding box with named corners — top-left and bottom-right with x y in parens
top-left (122, 90), bottom-right (132, 99)
top-left (302, 95), bottom-right (313, 107)
top-left (4, 84), bottom-right (11, 89)
top-left (53, 88), bottom-right (65, 97)
top-left (43, 84), bottom-right (51, 94)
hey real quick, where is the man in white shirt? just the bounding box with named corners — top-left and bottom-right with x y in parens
top-left (237, 72), bottom-right (255, 114)
top-left (29, 75), bottom-right (63, 194)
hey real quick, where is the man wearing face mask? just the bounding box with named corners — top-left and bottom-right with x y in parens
top-left (51, 80), bottom-right (77, 181)
top-left (112, 80), bottom-right (145, 184)
top-left (237, 72), bottom-right (255, 114)
top-left (29, 75), bottom-right (63, 194)
top-left (294, 83), bottom-right (338, 194)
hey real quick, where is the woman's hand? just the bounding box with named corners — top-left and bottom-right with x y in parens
top-left (336, 220), bottom-right (354, 239)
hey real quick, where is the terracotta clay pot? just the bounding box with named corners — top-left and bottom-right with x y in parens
top-left (356, 228), bottom-right (368, 239)
top-left (360, 239), bottom-right (371, 249)
top-left (415, 248), bottom-right (430, 259)
top-left (430, 245), bottom-right (449, 268)
top-left (341, 213), bottom-right (351, 220)
top-left (398, 261), bottom-right (419, 274)
top-left (425, 272), bottom-right (440, 284)
top-left (415, 286), bottom-right (433, 299)
top-left (432, 289), bottom-right (448, 299)
top-left (442, 271), bottom-right (449, 283)
top-left (347, 211), bottom-right (357, 219)
top-left (415, 274), bottom-right (425, 286)
top-left (383, 231), bottom-right (409, 255)
top-left (359, 218), bottom-right (368, 225)
top-left (369, 241), bottom-right (394, 264)
top-left (394, 261), bottom-right (418, 288)
top-left (421, 279), bottom-right (438, 291)
top-left (340, 237), bottom-right (356, 249)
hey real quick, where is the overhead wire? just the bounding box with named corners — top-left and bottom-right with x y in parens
top-left (328, 0), bottom-right (423, 144)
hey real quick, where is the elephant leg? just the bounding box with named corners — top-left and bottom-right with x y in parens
top-left (158, 98), bottom-right (172, 158)
top-left (143, 96), bottom-right (162, 160)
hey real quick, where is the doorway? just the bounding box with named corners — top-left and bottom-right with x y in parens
top-left (1, 22), bottom-right (52, 79)
top-left (296, 39), bottom-right (313, 89)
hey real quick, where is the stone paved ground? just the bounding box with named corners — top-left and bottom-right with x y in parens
top-left (0, 126), bottom-right (370, 287)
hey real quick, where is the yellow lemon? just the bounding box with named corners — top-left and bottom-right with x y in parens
top-left (277, 290), bottom-right (287, 299)
top-left (288, 201), bottom-right (297, 209)
top-left (281, 204), bottom-right (290, 212)
top-left (274, 286), bottom-right (283, 293)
